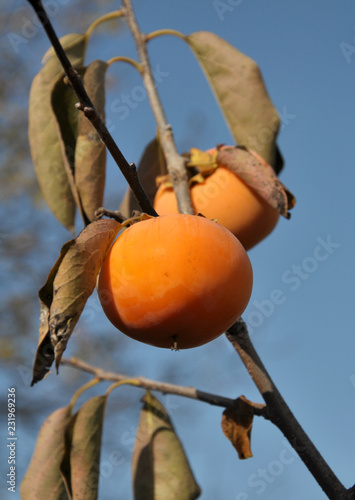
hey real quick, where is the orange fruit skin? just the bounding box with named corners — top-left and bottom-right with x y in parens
top-left (153, 165), bottom-right (280, 251)
top-left (98, 214), bottom-right (253, 349)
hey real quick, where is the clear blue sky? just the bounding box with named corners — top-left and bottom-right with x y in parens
top-left (2, 1), bottom-right (355, 499)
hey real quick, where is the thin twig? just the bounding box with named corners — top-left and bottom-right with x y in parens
top-left (60, 356), bottom-right (266, 415)
top-left (226, 319), bottom-right (351, 500)
top-left (26, 0), bottom-right (157, 217)
top-left (121, 0), bottom-right (194, 215)
top-left (94, 207), bottom-right (127, 222)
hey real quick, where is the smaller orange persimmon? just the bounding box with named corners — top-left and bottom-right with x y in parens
top-left (153, 148), bottom-right (280, 250)
top-left (98, 214), bottom-right (253, 349)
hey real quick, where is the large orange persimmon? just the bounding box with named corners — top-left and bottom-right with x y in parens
top-left (153, 149), bottom-right (280, 250)
top-left (98, 214), bottom-right (253, 349)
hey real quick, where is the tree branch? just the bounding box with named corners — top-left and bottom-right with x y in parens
top-left (26, 0), bottom-right (157, 217)
top-left (121, 0), bottom-right (194, 215)
top-left (60, 356), bottom-right (266, 415)
top-left (94, 207), bottom-right (127, 222)
top-left (226, 319), bottom-right (352, 500)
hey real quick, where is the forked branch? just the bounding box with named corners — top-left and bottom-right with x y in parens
top-left (61, 356), bottom-right (265, 414)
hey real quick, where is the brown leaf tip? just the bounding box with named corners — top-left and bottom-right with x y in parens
top-left (31, 337), bottom-right (54, 386)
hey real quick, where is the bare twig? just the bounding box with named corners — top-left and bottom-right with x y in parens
top-left (121, 0), bottom-right (194, 215)
top-left (226, 319), bottom-right (351, 500)
top-left (26, 0), bottom-right (157, 217)
top-left (94, 207), bottom-right (127, 222)
top-left (60, 356), bottom-right (266, 415)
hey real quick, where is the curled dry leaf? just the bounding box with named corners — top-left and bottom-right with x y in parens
top-left (185, 31), bottom-right (282, 170)
top-left (31, 219), bottom-right (121, 385)
top-left (216, 146), bottom-right (295, 218)
top-left (29, 33), bottom-right (86, 232)
top-left (34, 239), bottom-right (75, 386)
top-left (60, 396), bottom-right (107, 500)
top-left (75, 60), bottom-right (108, 222)
top-left (20, 406), bottom-right (72, 499)
top-left (119, 138), bottom-right (167, 218)
top-left (132, 392), bottom-right (201, 500)
top-left (221, 396), bottom-right (255, 460)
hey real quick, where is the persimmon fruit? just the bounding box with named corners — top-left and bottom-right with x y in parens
top-left (98, 214), bottom-right (253, 349)
top-left (153, 148), bottom-right (280, 250)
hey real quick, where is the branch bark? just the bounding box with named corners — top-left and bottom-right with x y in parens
top-left (95, 207), bottom-right (127, 223)
top-left (60, 356), bottom-right (266, 415)
top-left (121, 0), bottom-right (194, 215)
top-left (26, 0), bottom-right (157, 217)
top-left (226, 319), bottom-right (353, 500)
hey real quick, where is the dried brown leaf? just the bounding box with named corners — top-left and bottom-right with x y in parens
top-left (221, 396), bottom-right (254, 460)
top-left (61, 396), bottom-right (107, 500)
top-left (51, 67), bottom-right (88, 225)
top-left (119, 138), bottom-right (166, 218)
top-left (186, 31), bottom-right (280, 168)
top-left (51, 70), bottom-right (83, 173)
top-left (20, 406), bottom-right (72, 499)
top-left (216, 146), bottom-right (295, 217)
top-left (33, 239), bottom-right (75, 385)
top-left (132, 393), bottom-right (201, 500)
top-left (29, 33), bottom-right (86, 232)
top-left (60, 412), bottom-right (77, 499)
top-left (75, 60), bottom-right (108, 222)
top-left (31, 219), bottom-right (121, 385)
